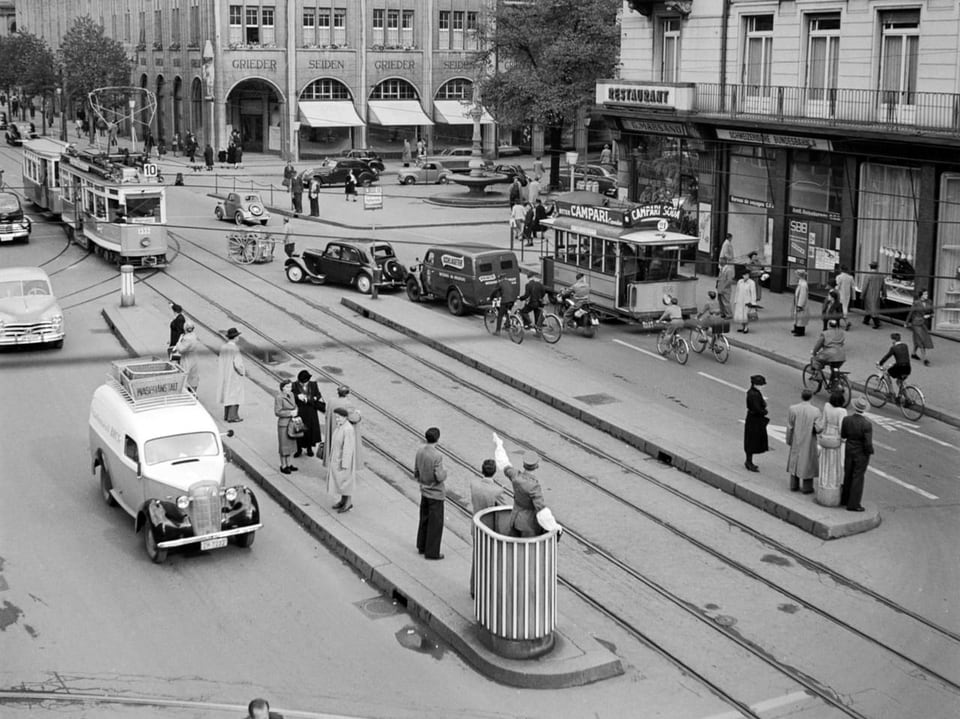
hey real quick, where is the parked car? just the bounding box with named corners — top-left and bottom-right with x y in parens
top-left (298, 158), bottom-right (379, 187)
top-left (5, 121), bottom-right (37, 146)
top-left (214, 192), bottom-right (271, 226)
top-left (497, 143), bottom-right (522, 157)
top-left (406, 246), bottom-right (520, 316)
top-left (430, 147), bottom-right (492, 174)
top-left (284, 240), bottom-right (406, 294)
top-left (397, 161), bottom-right (451, 185)
top-left (567, 164), bottom-right (619, 197)
top-left (0, 191), bottom-right (32, 242)
top-left (491, 164), bottom-right (528, 186)
top-left (0, 111), bottom-right (7, 131)
top-left (0, 266), bottom-right (64, 348)
top-left (343, 148), bottom-right (386, 174)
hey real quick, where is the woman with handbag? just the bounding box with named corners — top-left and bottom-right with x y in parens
top-left (292, 369), bottom-right (325, 458)
top-left (814, 391), bottom-right (846, 507)
top-left (274, 380), bottom-right (300, 474)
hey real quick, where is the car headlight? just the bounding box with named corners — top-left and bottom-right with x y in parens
top-left (224, 487), bottom-right (238, 502)
top-left (50, 314), bottom-right (63, 331)
top-left (176, 495), bottom-right (190, 510)
top-left (140, 238), bottom-right (151, 247)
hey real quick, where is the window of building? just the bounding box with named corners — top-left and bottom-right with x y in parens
top-left (112, 11), bottom-right (118, 38)
top-left (154, 7), bottom-right (163, 45)
top-left (806, 14), bottom-right (840, 101)
top-left (879, 10), bottom-right (919, 106)
top-left (373, 8), bottom-right (384, 45)
top-left (437, 78), bottom-right (472, 101)
top-left (124, 10), bottom-right (131, 42)
top-left (261, 6), bottom-right (274, 44)
top-left (303, 8), bottom-right (315, 45)
top-left (743, 15), bottom-right (773, 96)
top-left (229, 4), bottom-right (242, 43)
top-left (171, 6), bottom-right (180, 43)
top-left (371, 79), bottom-right (418, 100)
top-left (245, 7), bottom-right (259, 43)
top-left (189, 0), bottom-right (200, 46)
top-left (452, 10), bottom-right (464, 50)
top-left (386, 9), bottom-right (399, 45)
top-left (439, 10), bottom-right (450, 49)
top-left (402, 10), bottom-right (414, 47)
top-left (138, 10), bottom-right (146, 44)
top-left (660, 17), bottom-right (681, 83)
top-left (302, 79), bottom-right (352, 100)
top-left (333, 8), bottom-right (346, 45)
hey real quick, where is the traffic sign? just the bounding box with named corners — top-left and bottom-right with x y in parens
top-left (363, 186), bottom-right (383, 210)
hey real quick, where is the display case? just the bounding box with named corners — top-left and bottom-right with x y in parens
top-left (934, 246), bottom-right (960, 331)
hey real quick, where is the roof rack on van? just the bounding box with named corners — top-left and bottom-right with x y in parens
top-left (108, 359), bottom-right (196, 411)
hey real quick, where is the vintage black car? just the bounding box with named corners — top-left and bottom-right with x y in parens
top-left (343, 148), bottom-right (386, 174)
top-left (284, 240), bottom-right (406, 294)
top-left (5, 121), bottom-right (38, 146)
top-left (298, 158), bottom-right (378, 187)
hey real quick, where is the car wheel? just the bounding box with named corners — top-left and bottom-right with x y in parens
top-left (406, 277), bottom-right (422, 302)
top-left (99, 462), bottom-right (117, 507)
top-left (355, 273), bottom-right (373, 294)
top-left (286, 263), bottom-right (305, 283)
top-left (232, 531), bottom-right (255, 548)
top-left (144, 525), bottom-right (168, 564)
top-left (234, 211), bottom-right (245, 226)
top-left (359, 174), bottom-right (374, 187)
top-left (215, 206), bottom-right (224, 220)
top-left (402, 176), bottom-right (415, 185)
top-left (447, 289), bottom-right (465, 316)
top-left (438, 175), bottom-right (449, 184)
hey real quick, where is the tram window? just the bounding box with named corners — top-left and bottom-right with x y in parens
top-left (566, 235), bottom-right (581, 264)
top-left (126, 195), bottom-right (161, 221)
top-left (604, 240), bottom-right (617, 274)
top-left (578, 236), bottom-right (591, 268)
top-left (95, 198), bottom-right (107, 219)
top-left (591, 237), bottom-right (603, 272)
top-left (555, 231), bottom-right (565, 256)
top-left (499, 259), bottom-right (514, 271)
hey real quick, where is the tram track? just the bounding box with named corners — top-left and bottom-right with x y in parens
top-left (142, 231), bottom-right (960, 716)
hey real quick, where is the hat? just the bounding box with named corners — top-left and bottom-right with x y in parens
top-left (522, 451), bottom-right (540, 470)
top-left (183, 322), bottom-right (195, 332)
top-left (853, 397), bottom-right (868, 414)
top-left (333, 407), bottom-right (348, 417)
top-left (297, 369), bottom-right (311, 382)
top-left (337, 384), bottom-right (350, 396)
top-left (172, 303), bottom-right (183, 313)
top-left (725, 232), bottom-right (733, 239)
top-left (225, 327), bottom-right (240, 339)
top-left (828, 319), bottom-right (838, 328)
top-left (750, 374), bottom-right (766, 386)
top-left (347, 408), bottom-right (361, 423)
top-left (707, 290), bottom-right (717, 299)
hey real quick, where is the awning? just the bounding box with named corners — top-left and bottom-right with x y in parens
top-left (433, 100), bottom-right (495, 125)
top-left (367, 100), bottom-right (434, 126)
top-left (298, 101), bottom-right (365, 128)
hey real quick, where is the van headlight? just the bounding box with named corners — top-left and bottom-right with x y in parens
top-left (224, 487), bottom-right (238, 502)
top-left (176, 495), bottom-right (190, 510)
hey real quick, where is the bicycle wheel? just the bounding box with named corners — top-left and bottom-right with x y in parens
top-left (801, 363), bottom-right (823, 394)
top-left (712, 335), bottom-right (730, 364)
top-left (508, 316), bottom-right (525, 344)
top-left (864, 374), bottom-right (889, 408)
top-left (899, 385), bottom-right (925, 421)
top-left (835, 375), bottom-right (852, 407)
top-left (484, 309), bottom-right (498, 335)
top-left (689, 328), bottom-right (707, 353)
top-left (656, 330), bottom-right (670, 356)
top-left (675, 337), bottom-right (689, 365)
top-left (539, 314), bottom-right (562, 344)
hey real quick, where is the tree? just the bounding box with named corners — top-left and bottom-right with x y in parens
top-left (0, 32), bottom-right (60, 120)
top-left (59, 16), bottom-right (132, 137)
top-left (478, 0), bottom-right (621, 187)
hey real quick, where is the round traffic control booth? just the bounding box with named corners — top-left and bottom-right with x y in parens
top-left (473, 506), bottom-right (558, 659)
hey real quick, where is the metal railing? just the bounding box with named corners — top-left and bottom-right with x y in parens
top-left (696, 83), bottom-right (960, 135)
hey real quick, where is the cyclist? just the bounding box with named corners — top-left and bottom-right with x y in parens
top-left (516, 276), bottom-right (546, 330)
top-left (697, 290), bottom-right (724, 349)
top-left (561, 272), bottom-right (590, 327)
top-left (487, 273), bottom-right (518, 336)
top-left (658, 294), bottom-right (684, 345)
top-left (811, 319), bottom-right (847, 384)
top-left (876, 332), bottom-right (912, 391)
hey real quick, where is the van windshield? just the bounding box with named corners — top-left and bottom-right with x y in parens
top-left (144, 432), bottom-right (219, 465)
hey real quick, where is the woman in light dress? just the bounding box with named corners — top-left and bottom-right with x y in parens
top-left (327, 407), bottom-right (358, 513)
top-left (814, 391), bottom-right (846, 507)
top-left (733, 274), bottom-right (757, 334)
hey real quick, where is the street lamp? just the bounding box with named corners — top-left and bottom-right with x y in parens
top-left (565, 150), bottom-right (579, 192)
top-left (582, 116), bottom-right (592, 189)
top-left (129, 99), bottom-right (137, 151)
top-left (56, 88), bottom-right (66, 142)
top-left (468, 102), bottom-right (485, 177)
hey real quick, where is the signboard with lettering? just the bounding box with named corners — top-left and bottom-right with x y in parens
top-left (619, 118), bottom-right (690, 136)
top-left (230, 56), bottom-right (279, 72)
top-left (555, 200), bottom-right (680, 229)
top-left (596, 81), bottom-right (695, 112)
top-left (363, 186), bottom-right (383, 211)
top-left (715, 128), bottom-right (832, 151)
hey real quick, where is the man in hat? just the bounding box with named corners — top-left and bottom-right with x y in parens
top-left (719, 232), bottom-right (735, 264)
top-left (503, 450), bottom-right (548, 538)
top-left (716, 257), bottom-right (735, 318)
top-left (323, 385), bottom-right (351, 467)
top-left (792, 269), bottom-right (810, 336)
top-left (414, 427), bottom-right (447, 559)
top-left (168, 303), bottom-right (186, 360)
top-left (744, 375), bottom-right (769, 472)
top-left (470, 454), bottom-right (510, 597)
top-left (840, 398), bottom-right (874, 512)
top-left (860, 260), bottom-right (885, 329)
top-left (786, 389), bottom-right (820, 493)
top-left (216, 328), bottom-right (245, 422)
top-left (834, 265), bottom-right (855, 329)
top-left (811, 319), bottom-right (847, 385)
top-left (745, 250), bottom-right (764, 300)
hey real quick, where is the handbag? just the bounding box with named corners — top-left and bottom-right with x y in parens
top-left (287, 416), bottom-right (305, 438)
top-left (817, 433), bottom-right (841, 449)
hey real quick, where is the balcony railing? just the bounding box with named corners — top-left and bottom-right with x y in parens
top-left (696, 83), bottom-right (960, 135)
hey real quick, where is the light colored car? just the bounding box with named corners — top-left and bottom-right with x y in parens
top-left (0, 266), bottom-right (64, 348)
top-left (0, 191), bottom-right (32, 242)
top-left (430, 147), bottom-right (493, 174)
top-left (397, 161), bottom-right (451, 185)
top-left (215, 192), bottom-right (271, 226)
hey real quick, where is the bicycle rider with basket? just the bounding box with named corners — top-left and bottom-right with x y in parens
top-left (876, 332), bottom-right (912, 391)
top-left (658, 294), bottom-right (685, 344)
top-left (697, 290), bottom-right (724, 350)
top-left (811, 319), bottom-right (847, 384)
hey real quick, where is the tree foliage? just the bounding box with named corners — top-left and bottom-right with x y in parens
top-left (478, 0), bottom-right (621, 130)
top-left (0, 32), bottom-right (59, 99)
top-left (59, 16), bottom-right (132, 109)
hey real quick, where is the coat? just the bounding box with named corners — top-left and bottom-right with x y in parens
top-left (216, 339), bottom-right (245, 406)
top-left (274, 391), bottom-right (298, 456)
top-left (470, 477), bottom-right (510, 535)
top-left (414, 442), bottom-right (447, 500)
top-left (733, 277), bottom-right (757, 323)
top-left (293, 380), bottom-right (324, 446)
top-left (527, 179), bottom-right (541, 206)
top-left (326, 421), bottom-right (357, 495)
top-left (786, 400), bottom-right (820, 479)
top-left (743, 386), bottom-right (769, 454)
top-left (174, 333), bottom-right (201, 390)
top-left (905, 299), bottom-right (934, 349)
top-left (861, 274), bottom-right (884, 316)
top-left (835, 272), bottom-right (855, 308)
top-left (322, 395), bottom-right (350, 468)
top-left (506, 466), bottom-right (546, 537)
top-left (716, 265), bottom-right (735, 306)
top-left (793, 279), bottom-right (810, 327)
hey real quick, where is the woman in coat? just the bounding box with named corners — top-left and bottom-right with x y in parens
top-left (733, 274), bottom-right (757, 333)
top-left (327, 407), bottom-right (357, 513)
top-left (905, 289), bottom-right (934, 366)
top-left (292, 369), bottom-right (324, 458)
top-left (821, 289), bottom-right (843, 330)
top-left (274, 380), bottom-right (299, 474)
top-left (743, 375), bottom-right (769, 472)
top-left (792, 269), bottom-right (810, 336)
top-left (344, 170), bottom-right (358, 202)
top-left (814, 391), bottom-right (846, 507)
top-left (174, 322), bottom-right (201, 393)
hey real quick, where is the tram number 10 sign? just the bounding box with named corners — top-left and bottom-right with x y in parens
top-left (142, 163), bottom-right (159, 178)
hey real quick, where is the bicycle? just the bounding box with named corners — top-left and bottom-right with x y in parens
top-left (521, 305), bottom-right (563, 344)
top-left (801, 361), bottom-right (852, 407)
top-left (484, 298), bottom-right (525, 344)
top-left (864, 365), bottom-right (925, 421)
top-left (656, 326), bottom-right (689, 364)
top-left (689, 320), bottom-right (730, 364)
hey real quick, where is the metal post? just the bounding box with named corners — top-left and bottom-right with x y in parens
top-left (129, 99), bottom-right (137, 151)
top-left (371, 266), bottom-right (381, 300)
top-left (120, 265), bottom-right (136, 307)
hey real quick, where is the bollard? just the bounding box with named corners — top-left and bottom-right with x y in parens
top-left (119, 264), bottom-right (135, 307)
top-left (371, 266), bottom-right (381, 300)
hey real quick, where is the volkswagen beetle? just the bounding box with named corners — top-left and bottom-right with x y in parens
top-left (215, 192), bottom-right (270, 226)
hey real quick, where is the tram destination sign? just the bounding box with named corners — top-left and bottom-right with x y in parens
top-left (556, 200), bottom-right (680, 229)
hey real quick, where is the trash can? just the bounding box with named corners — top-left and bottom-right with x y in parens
top-left (473, 506), bottom-right (559, 659)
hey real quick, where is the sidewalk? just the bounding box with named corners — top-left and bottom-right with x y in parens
top-left (101, 296), bottom-right (623, 690)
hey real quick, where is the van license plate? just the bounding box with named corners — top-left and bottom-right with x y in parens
top-left (201, 537), bottom-right (228, 551)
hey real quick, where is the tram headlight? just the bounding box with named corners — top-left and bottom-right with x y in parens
top-left (176, 495), bottom-right (190, 510)
top-left (140, 238), bottom-right (152, 248)
top-left (224, 487), bottom-right (239, 503)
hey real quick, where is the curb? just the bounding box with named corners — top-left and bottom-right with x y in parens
top-left (340, 297), bottom-right (882, 540)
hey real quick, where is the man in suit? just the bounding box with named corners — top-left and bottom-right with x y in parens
top-left (414, 427), bottom-right (447, 559)
top-left (168, 303), bottom-right (185, 359)
top-left (840, 397), bottom-right (874, 512)
top-left (786, 389), bottom-right (820, 493)
top-left (505, 451), bottom-right (547, 537)
top-left (470, 459), bottom-right (510, 597)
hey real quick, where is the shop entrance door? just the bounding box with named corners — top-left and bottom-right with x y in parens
top-left (786, 217), bottom-right (840, 291)
top-left (240, 114), bottom-right (263, 152)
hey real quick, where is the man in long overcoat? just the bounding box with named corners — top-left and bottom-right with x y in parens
top-left (327, 407), bottom-right (358, 512)
top-left (840, 399), bottom-right (874, 512)
top-left (323, 385), bottom-right (352, 467)
top-left (860, 260), bottom-right (885, 329)
top-left (716, 257), bottom-right (735, 318)
top-left (792, 269), bottom-right (810, 336)
top-left (786, 389), bottom-right (820, 493)
top-left (216, 328), bottom-right (245, 422)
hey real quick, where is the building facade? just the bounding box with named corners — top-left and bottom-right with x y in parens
top-left (17, 0), bottom-right (494, 161)
top-left (599, 0), bottom-right (960, 332)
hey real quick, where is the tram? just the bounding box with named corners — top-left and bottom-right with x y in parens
top-left (59, 146), bottom-right (168, 268)
top-left (540, 192), bottom-right (700, 322)
top-left (22, 138), bottom-right (71, 215)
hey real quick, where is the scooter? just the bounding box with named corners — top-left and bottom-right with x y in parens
top-left (555, 291), bottom-right (600, 338)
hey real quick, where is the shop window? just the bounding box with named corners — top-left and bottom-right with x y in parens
top-left (302, 79), bottom-right (351, 101)
top-left (742, 15), bottom-right (773, 98)
top-left (659, 17), bottom-right (681, 83)
top-left (935, 174), bottom-right (960, 330)
top-left (806, 14), bottom-right (840, 102)
top-left (371, 79), bottom-right (418, 100)
top-left (438, 10), bottom-right (450, 49)
top-left (879, 10), bottom-right (919, 107)
top-left (437, 79), bottom-right (471, 101)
